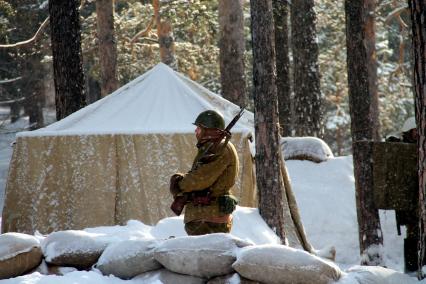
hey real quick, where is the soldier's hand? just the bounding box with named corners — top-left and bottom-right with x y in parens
top-left (170, 173), bottom-right (184, 198)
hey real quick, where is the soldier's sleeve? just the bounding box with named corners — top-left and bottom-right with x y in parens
top-left (178, 147), bottom-right (230, 192)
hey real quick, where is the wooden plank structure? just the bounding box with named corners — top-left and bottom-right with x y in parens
top-left (371, 141), bottom-right (417, 211)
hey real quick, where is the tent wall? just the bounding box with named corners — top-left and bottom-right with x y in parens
top-left (2, 133), bottom-right (255, 234)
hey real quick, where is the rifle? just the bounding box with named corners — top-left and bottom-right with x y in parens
top-left (170, 107), bottom-right (245, 216)
top-left (192, 107), bottom-right (245, 170)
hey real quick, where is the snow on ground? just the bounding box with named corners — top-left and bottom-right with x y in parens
top-left (0, 111), bottom-right (415, 283)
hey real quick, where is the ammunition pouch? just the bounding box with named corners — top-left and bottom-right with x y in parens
top-left (218, 195), bottom-right (238, 214)
top-left (190, 189), bottom-right (213, 206)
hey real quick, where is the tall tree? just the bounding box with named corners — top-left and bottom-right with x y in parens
top-left (345, 0), bottom-right (384, 265)
top-left (218, 0), bottom-right (246, 107)
top-left (409, 0), bottom-right (426, 278)
top-left (273, 0), bottom-right (292, 137)
top-left (49, 0), bottom-right (86, 120)
top-left (365, 0), bottom-right (380, 141)
top-left (96, 0), bottom-right (118, 97)
top-left (153, 0), bottom-right (177, 69)
top-left (23, 56), bottom-right (45, 130)
top-left (291, 0), bottom-right (323, 137)
top-left (250, 0), bottom-right (286, 242)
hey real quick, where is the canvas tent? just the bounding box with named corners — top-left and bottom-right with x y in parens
top-left (2, 63), bottom-right (256, 234)
top-left (2, 63), bottom-right (312, 252)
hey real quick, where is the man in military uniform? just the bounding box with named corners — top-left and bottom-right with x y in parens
top-left (170, 110), bottom-right (240, 235)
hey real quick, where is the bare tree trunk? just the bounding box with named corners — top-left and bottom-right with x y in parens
top-left (23, 56), bottom-right (45, 130)
top-left (96, 0), bottom-right (118, 97)
top-left (10, 102), bottom-right (21, 123)
top-left (365, 0), bottom-right (380, 141)
top-left (250, 0), bottom-right (286, 242)
top-left (273, 0), bottom-right (291, 137)
top-left (218, 0), bottom-right (246, 107)
top-left (345, 0), bottom-right (384, 266)
top-left (409, 0), bottom-right (426, 278)
top-left (291, 0), bottom-right (323, 138)
top-left (49, 0), bottom-right (86, 120)
top-left (153, 0), bottom-right (177, 69)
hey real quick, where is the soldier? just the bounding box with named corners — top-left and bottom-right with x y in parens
top-left (170, 110), bottom-right (240, 235)
top-left (386, 116), bottom-right (420, 272)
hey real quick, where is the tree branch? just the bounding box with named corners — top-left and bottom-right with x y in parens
top-left (0, 77), bottom-right (22, 84)
top-left (0, 96), bottom-right (26, 105)
top-left (0, 17), bottom-right (49, 49)
top-left (0, 0), bottom-right (87, 49)
top-left (130, 15), bottom-right (155, 44)
top-left (384, 5), bottom-right (409, 27)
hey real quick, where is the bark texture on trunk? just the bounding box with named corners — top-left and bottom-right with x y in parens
top-left (153, 0), bottom-right (177, 69)
top-left (218, 0), bottom-right (246, 107)
top-left (409, 0), bottom-right (426, 277)
top-left (273, 0), bottom-right (292, 137)
top-left (250, 0), bottom-right (287, 243)
top-left (96, 0), bottom-right (118, 97)
top-left (49, 0), bottom-right (86, 120)
top-left (291, 0), bottom-right (323, 137)
top-left (345, 0), bottom-right (383, 266)
top-left (365, 0), bottom-right (380, 141)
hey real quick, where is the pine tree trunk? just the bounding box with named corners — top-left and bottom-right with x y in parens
top-left (153, 0), bottom-right (177, 69)
top-left (273, 0), bottom-right (291, 137)
top-left (345, 0), bottom-right (384, 266)
top-left (49, 0), bottom-right (86, 120)
top-left (96, 0), bottom-right (118, 97)
top-left (365, 0), bottom-right (380, 141)
top-left (250, 0), bottom-right (286, 242)
top-left (291, 0), bottom-right (323, 137)
top-left (409, 0), bottom-right (426, 277)
top-left (218, 0), bottom-right (246, 107)
top-left (10, 102), bottom-right (20, 123)
top-left (22, 54), bottom-right (45, 130)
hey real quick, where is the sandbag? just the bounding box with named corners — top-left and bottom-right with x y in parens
top-left (281, 137), bottom-right (333, 163)
top-left (0, 232), bottom-right (42, 279)
top-left (41, 230), bottom-right (108, 269)
top-left (346, 265), bottom-right (417, 284)
top-left (207, 273), bottom-right (260, 284)
top-left (154, 233), bottom-right (252, 278)
top-left (233, 244), bottom-right (342, 284)
top-left (133, 268), bottom-right (206, 284)
top-left (97, 239), bottom-right (162, 279)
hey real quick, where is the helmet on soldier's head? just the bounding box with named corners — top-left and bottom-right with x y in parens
top-left (194, 110), bottom-right (225, 130)
top-left (401, 117), bottom-right (416, 133)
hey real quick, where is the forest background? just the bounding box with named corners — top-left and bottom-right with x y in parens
top-left (0, 0), bottom-right (414, 156)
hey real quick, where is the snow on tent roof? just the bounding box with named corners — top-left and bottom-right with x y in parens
top-left (18, 63), bottom-right (254, 137)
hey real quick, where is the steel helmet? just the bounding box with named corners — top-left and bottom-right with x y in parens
top-left (194, 110), bottom-right (225, 130)
top-left (401, 117), bottom-right (416, 133)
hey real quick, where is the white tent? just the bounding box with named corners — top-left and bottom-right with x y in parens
top-left (2, 63), bottom-right (256, 234)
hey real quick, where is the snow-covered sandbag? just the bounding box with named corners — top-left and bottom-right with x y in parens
top-left (345, 265), bottom-right (418, 284)
top-left (232, 244), bottom-right (342, 284)
top-left (207, 273), bottom-right (260, 284)
top-left (154, 233), bottom-right (253, 278)
top-left (41, 230), bottom-right (108, 269)
top-left (133, 268), bottom-right (205, 284)
top-left (96, 239), bottom-right (162, 279)
top-left (281, 137), bottom-right (334, 163)
top-left (0, 232), bottom-right (42, 279)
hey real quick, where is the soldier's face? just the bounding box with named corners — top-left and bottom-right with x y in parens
top-left (195, 126), bottom-right (202, 140)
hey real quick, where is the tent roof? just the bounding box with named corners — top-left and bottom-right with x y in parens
top-left (19, 63), bottom-right (254, 137)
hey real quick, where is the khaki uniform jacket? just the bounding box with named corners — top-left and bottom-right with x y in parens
top-left (178, 141), bottom-right (239, 223)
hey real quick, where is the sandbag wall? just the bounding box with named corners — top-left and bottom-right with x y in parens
top-left (0, 231), bottom-right (342, 284)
